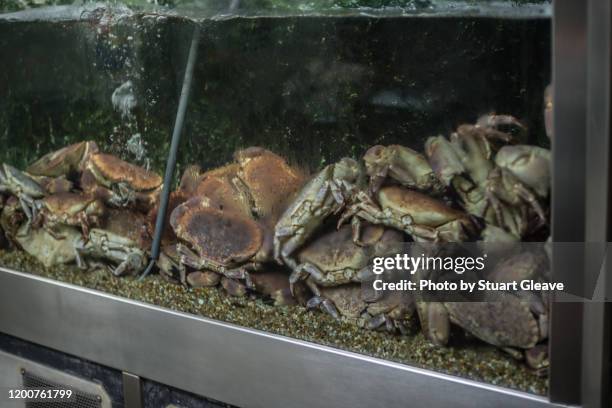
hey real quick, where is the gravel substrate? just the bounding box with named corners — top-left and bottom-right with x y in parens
top-left (0, 249), bottom-right (547, 395)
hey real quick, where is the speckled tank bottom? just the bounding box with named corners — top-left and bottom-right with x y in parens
top-left (0, 249), bottom-right (547, 395)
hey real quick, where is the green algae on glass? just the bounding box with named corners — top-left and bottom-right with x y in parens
top-left (0, 249), bottom-right (547, 396)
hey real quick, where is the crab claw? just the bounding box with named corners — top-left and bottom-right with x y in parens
top-left (225, 267), bottom-right (256, 290)
top-left (306, 296), bottom-right (341, 321)
top-left (365, 313), bottom-right (393, 331)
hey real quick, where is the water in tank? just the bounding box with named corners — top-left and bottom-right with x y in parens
top-left (0, 0), bottom-right (552, 395)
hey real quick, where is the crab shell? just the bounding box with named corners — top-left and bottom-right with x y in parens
top-left (363, 144), bottom-right (443, 193)
top-left (0, 196), bottom-right (25, 243)
top-left (319, 284), bottom-right (368, 319)
top-left (377, 186), bottom-right (475, 240)
top-left (16, 224), bottom-right (83, 267)
top-left (82, 154), bottom-right (162, 211)
top-left (194, 170), bottom-right (252, 217)
top-left (274, 157), bottom-right (363, 267)
top-left (187, 270), bottom-right (222, 288)
top-left (170, 195), bottom-right (264, 266)
top-left (178, 164), bottom-right (203, 195)
top-left (38, 176), bottom-right (74, 194)
top-left (425, 136), bottom-right (465, 186)
top-left (250, 270), bottom-right (305, 306)
top-left (234, 147), bottom-right (307, 223)
top-left (1, 164), bottom-right (46, 198)
top-left (444, 292), bottom-right (540, 349)
top-left (157, 244), bottom-right (188, 283)
top-left (495, 145), bottom-right (551, 198)
top-left (365, 289), bottom-right (415, 323)
top-left (146, 191), bottom-right (190, 245)
top-left (318, 283), bottom-right (413, 330)
top-left (487, 251), bottom-right (548, 284)
top-left (84, 228), bottom-right (147, 275)
top-left (41, 193), bottom-right (105, 221)
top-left (296, 224), bottom-right (399, 285)
top-left (86, 153), bottom-right (162, 191)
top-left (27, 141), bottom-right (99, 178)
top-left (297, 225), bottom-right (374, 282)
top-left (100, 208), bottom-right (150, 250)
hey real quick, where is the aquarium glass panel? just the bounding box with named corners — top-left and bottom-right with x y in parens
top-left (0, 0), bottom-right (552, 396)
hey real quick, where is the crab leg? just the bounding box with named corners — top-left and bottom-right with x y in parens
top-left (476, 113), bottom-right (526, 133)
top-left (177, 244), bottom-right (226, 271)
top-left (343, 199), bottom-right (439, 243)
top-left (74, 247), bottom-right (87, 270)
top-left (306, 295), bottom-right (341, 321)
top-left (225, 265), bottom-right (258, 289)
top-left (368, 165), bottom-right (389, 194)
top-left (513, 183), bottom-right (547, 224)
top-left (289, 262), bottom-right (321, 295)
top-left (274, 225), bottom-right (306, 269)
top-left (365, 313), bottom-right (394, 332)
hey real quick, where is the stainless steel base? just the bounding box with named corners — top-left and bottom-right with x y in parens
top-left (0, 268), bottom-right (569, 408)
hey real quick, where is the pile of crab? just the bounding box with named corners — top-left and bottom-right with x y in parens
top-left (0, 141), bottom-right (161, 276)
top-left (0, 114), bottom-right (552, 376)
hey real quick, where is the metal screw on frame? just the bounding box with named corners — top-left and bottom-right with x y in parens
top-left (140, 0), bottom-right (241, 280)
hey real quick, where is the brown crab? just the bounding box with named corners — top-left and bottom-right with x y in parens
top-left (0, 163), bottom-right (46, 221)
top-left (426, 119), bottom-right (546, 238)
top-left (171, 195), bottom-right (267, 288)
top-left (363, 144), bottom-right (444, 195)
top-left (340, 186), bottom-right (476, 243)
top-left (16, 224), bottom-right (84, 268)
top-left (233, 147), bottom-right (307, 223)
top-left (192, 165), bottom-right (252, 217)
top-left (250, 270), bottom-right (310, 306)
top-left (415, 249), bottom-right (549, 374)
top-left (146, 190), bottom-right (191, 246)
top-left (34, 193), bottom-right (105, 239)
top-left (157, 244), bottom-right (189, 284)
top-left (82, 153), bottom-right (162, 210)
top-left (444, 293), bottom-right (541, 352)
top-left (485, 250), bottom-right (550, 340)
top-left (187, 270), bottom-right (222, 288)
top-left (99, 208), bottom-right (150, 249)
top-left (274, 158), bottom-right (363, 269)
top-left (29, 175), bottom-right (74, 194)
top-left (171, 149), bottom-right (308, 289)
top-left (177, 164), bottom-right (203, 195)
top-left (0, 196), bottom-right (26, 245)
top-left (309, 283), bottom-right (414, 333)
top-left (77, 228), bottom-right (147, 276)
top-left (27, 141), bottom-right (99, 178)
top-left (495, 145), bottom-right (551, 199)
top-left (291, 224), bottom-right (403, 297)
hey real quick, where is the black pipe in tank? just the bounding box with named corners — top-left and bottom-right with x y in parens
top-left (140, 0), bottom-right (241, 280)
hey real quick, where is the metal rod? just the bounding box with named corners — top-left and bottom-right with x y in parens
top-left (140, 0), bottom-right (240, 280)
top-left (140, 25), bottom-right (200, 279)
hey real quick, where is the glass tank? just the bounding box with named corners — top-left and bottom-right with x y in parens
top-left (0, 0), bottom-right (552, 396)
